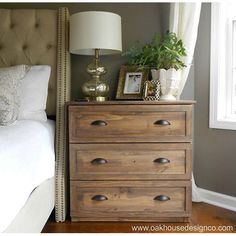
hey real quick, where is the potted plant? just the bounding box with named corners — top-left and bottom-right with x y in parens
top-left (154, 31), bottom-right (187, 100)
top-left (124, 31), bottom-right (187, 100)
top-left (123, 33), bottom-right (160, 69)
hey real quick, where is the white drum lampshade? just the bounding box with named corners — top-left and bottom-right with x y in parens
top-left (70, 11), bottom-right (122, 55)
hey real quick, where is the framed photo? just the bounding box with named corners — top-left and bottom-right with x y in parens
top-left (123, 72), bottom-right (142, 94)
top-left (116, 65), bottom-right (149, 100)
top-left (143, 79), bottom-right (161, 101)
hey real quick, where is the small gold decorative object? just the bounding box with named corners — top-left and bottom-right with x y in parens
top-left (143, 79), bottom-right (161, 101)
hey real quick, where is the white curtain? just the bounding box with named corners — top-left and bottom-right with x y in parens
top-left (169, 2), bottom-right (202, 202)
top-left (169, 2), bottom-right (202, 97)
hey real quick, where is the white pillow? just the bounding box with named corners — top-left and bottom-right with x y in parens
top-left (18, 65), bottom-right (51, 121)
top-left (0, 65), bottom-right (27, 126)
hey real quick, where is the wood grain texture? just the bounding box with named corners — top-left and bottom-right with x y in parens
top-left (69, 143), bottom-right (192, 180)
top-left (70, 181), bottom-right (191, 221)
top-left (67, 100), bottom-right (196, 105)
top-left (68, 101), bottom-right (194, 222)
top-left (70, 217), bottom-right (189, 223)
top-left (42, 203), bottom-right (236, 233)
top-left (68, 104), bottom-right (193, 143)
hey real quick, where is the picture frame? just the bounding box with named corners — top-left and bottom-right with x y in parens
top-left (116, 65), bottom-right (149, 100)
top-left (143, 79), bottom-right (161, 101)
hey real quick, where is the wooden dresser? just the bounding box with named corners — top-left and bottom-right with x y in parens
top-left (68, 101), bottom-right (194, 222)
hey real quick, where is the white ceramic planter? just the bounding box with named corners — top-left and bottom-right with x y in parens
top-left (151, 68), bottom-right (181, 101)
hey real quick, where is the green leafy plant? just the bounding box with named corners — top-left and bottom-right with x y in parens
top-left (156, 31), bottom-right (187, 70)
top-left (123, 34), bottom-right (160, 68)
top-left (123, 31), bottom-right (187, 70)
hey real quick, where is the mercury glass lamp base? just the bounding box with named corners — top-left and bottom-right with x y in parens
top-left (95, 96), bottom-right (107, 102)
top-left (84, 96), bottom-right (107, 102)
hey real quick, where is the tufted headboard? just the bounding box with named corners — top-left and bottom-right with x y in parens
top-left (0, 9), bottom-right (62, 116)
top-left (0, 8), bottom-right (71, 222)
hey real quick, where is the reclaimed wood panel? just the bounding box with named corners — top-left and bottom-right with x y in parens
top-left (70, 181), bottom-right (191, 221)
top-left (69, 105), bottom-right (193, 143)
top-left (69, 143), bottom-right (192, 180)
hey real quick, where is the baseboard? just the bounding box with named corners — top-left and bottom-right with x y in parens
top-left (197, 188), bottom-right (236, 212)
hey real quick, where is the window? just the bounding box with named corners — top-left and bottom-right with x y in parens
top-left (210, 3), bottom-right (236, 130)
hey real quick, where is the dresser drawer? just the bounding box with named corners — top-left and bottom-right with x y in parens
top-left (70, 181), bottom-right (191, 221)
top-left (70, 143), bottom-right (192, 180)
top-left (68, 105), bottom-right (193, 143)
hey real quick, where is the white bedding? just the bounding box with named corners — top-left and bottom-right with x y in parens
top-left (0, 119), bottom-right (55, 232)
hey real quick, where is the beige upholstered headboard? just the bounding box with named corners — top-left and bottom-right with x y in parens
top-left (0, 9), bottom-right (58, 115)
top-left (0, 8), bottom-right (70, 222)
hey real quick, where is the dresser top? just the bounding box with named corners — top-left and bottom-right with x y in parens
top-left (68, 100), bottom-right (196, 106)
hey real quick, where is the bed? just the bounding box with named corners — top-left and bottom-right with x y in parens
top-left (0, 8), bottom-right (70, 232)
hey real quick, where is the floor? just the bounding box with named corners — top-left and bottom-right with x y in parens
top-left (42, 203), bottom-right (236, 233)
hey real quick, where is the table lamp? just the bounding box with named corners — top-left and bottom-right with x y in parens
top-left (70, 11), bottom-right (122, 101)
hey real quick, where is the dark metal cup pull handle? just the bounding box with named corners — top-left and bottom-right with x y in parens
top-left (91, 120), bottom-right (107, 126)
top-left (153, 158), bottom-right (170, 164)
top-left (154, 120), bottom-right (171, 126)
top-left (91, 195), bottom-right (108, 201)
top-left (154, 195), bottom-right (170, 201)
top-left (91, 158), bottom-right (108, 165)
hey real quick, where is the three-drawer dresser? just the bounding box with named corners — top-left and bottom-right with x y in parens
top-left (68, 101), bottom-right (194, 222)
